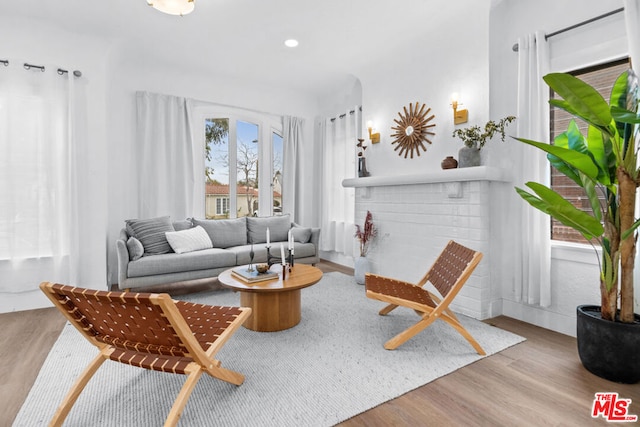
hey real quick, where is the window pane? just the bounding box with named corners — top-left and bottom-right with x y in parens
top-left (236, 120), bottom-right (259, 217)
top-left (272, 131), bottom-right (283, 215)
top-left (205, 118), bottom-right (229, 219)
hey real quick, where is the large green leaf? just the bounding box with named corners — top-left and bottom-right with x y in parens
top-left (586, 125), bottom-right (614, 186)
top-left (621, 218), bottom-right (640, 241)
top-left (547, 132), bottom-right (581, 186)
top-left (514, 137), bottom-right (599, 180)
top-left (610, 71), bottom-right (630, 110)
top-left (611, 105), bottom-right (640, 124)
top-left (545, 73), bottom-right (613, 131)
top-left (601, 242), bottom-right (617, 292)
top-left (516, 182), bottom-right (604, 240)
top-left (579, 171), bottom-right (602, 222)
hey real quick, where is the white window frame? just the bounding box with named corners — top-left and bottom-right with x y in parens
top-left (192, 104), bottom-right (282, 218)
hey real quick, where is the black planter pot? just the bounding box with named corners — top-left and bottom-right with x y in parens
top-left (576, 305), bottom-right (640, 384)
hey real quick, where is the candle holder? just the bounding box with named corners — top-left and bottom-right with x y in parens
top-left (265, 246), bottom-right (282, 269)
top-left (247, 242), bottom-right (255, 272)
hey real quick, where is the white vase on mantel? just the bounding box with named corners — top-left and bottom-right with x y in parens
top-left (354, 256), bottom-right (370, 285)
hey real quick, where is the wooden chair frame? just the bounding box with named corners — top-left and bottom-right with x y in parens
top-left (365, 240), bottom-right (485, 354)
top-left (40, 282), bottom-right (251, 427)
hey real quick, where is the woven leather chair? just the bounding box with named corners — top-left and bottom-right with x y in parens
top-left (40, 282), bottom-right (251, 427)
top-left (365, 240), bottom-right (485, 354)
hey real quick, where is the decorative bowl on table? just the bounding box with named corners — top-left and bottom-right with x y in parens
top-left (256, 264), bottom-right (269, 274)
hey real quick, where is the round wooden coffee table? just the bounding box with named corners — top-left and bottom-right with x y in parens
top-left (217, 264), bottom-right (323, 332)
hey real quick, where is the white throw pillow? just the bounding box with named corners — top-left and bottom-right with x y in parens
top-left (165, 226), bottom-right (213, 254)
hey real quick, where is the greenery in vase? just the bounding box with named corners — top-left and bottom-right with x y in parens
top-left (452, 116), bottom-right (516, 149)
top-left (354, 210), bottom-right (376, 257)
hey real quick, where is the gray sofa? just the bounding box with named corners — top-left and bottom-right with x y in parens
top-left (116, 214), bottom-right (320, 290)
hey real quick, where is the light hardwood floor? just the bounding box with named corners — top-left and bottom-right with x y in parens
top-left (1, 261), bottom-right (638, 427)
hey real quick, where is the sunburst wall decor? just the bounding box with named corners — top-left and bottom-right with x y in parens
top-left (390, 102), bottom-right (436, 158)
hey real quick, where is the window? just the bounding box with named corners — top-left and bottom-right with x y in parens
top-left (550, 58), bottom-right (630, 243)
top-left (203, 112), bottom-right (282, 219)
top-left (236, 120), bottom-right (259, 218)
top-left (215, 197), bottom-right (230, 216)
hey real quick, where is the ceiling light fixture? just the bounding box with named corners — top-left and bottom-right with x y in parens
top-left (147, 0), bottom-right (195, 16)
top-left (284, 39), bottom-right (299, 48)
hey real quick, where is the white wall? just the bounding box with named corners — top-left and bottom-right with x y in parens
top-left (359, 3), bottom-right (491, 177)
top-left (489, 0), bottom-right (626, 336)
top-left (0, 16), bottom-right (110, 311)
top-left (320, 1), bottom-right (492, 268)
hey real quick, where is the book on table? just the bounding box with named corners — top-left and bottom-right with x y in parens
top-left (231, 266), bottom-right (279, 283)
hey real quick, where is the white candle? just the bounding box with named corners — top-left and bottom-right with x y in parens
top-left (290, 232), bottom-right (295, 255)
top-left (280, 243), bottom-right (285, 263)
top-left (288, 229), bottom-right (292, 250)
top-left (266, 227), bottom-right (270, 247)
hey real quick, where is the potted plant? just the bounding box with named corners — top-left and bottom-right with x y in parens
top-left (513, 70), bottom-right (640, 383)
top-left (452, 116), bottom-right (515, 167)
top-left (354, 210), bottom-right (376, 285)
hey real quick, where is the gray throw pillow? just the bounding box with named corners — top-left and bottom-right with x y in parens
top-left (192, 217), bottom-right (247, 248)
top-left (126, 236), bottom-right (144, 261)
top-left (247, 214), bottom-right (290, 244)
top-left (291, 227), bottom-right (312, 244)
top-left (172, 219), bottom-right (193, 231)
top-left (125, 216), bottom-right (175, 255)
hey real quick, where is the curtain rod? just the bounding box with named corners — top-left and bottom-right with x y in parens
top-left (0, 58), bottom-right (82, 77)
top-left (512, 7), bottom-right (625, 52)
top-left (329, 106), bottom-right (362, 122)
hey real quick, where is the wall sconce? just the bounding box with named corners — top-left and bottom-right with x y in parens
top-left (451, 93), bottom-right (468, 125)
top-left (366, 120), bottom-right (380, 144)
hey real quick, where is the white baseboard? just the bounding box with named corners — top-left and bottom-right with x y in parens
top-left (502, 299), bottom-right (576, 337)
top-left (0, 290), bottom-right (51, 313)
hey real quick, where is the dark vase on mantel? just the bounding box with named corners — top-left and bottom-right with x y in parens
top-left (358, 157), bottom-right (370, 177)
top-left (441, 156), bottom-right (458, 169)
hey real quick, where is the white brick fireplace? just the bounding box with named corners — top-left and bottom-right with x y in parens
top-left (343, 166), bottom-right (510, 320)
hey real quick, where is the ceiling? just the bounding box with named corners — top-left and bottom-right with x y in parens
top-left (0, 0), bottom-right (487, 96)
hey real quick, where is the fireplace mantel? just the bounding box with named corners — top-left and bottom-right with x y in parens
top-left (342, 166), bottom-right (509, 188)
top-left (345, 165), bottom-right (509, 320)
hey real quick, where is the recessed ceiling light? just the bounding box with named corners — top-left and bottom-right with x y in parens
top-left (284, 39), bottom-right (299, 48)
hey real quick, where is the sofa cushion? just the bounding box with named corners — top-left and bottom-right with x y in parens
top-left (165, 226), bottom-right (213, 254)
top-left (291, 227), bottom-right (312, 244)
top-left (126, 237), bottom-right (144, 261)
top-left (247, 214), bottom-right (290, 244)
top-left (127, 248), bottom-right (236, 277)
top-left (226, 244), bottom-right (270, 265)
top-left (191, 217), bottom-right (247, 248)
top-left (172, 219), bottom-right (193, 231)
top-left (125, 216), bottom-right (175, 255)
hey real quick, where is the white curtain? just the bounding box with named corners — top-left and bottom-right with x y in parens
top-left (282, 116), bottom-right (304, 222)
top-left (515, 32), bottom-right (552, 307)
top-left (0, 62), bottom-right (81, 292)
top-left (136, 92), bottom-right (200, 219)
top-left (625, 0), bottom-right (640, 313)
top-left (320, 108), bottom-right (359, 256)
top-left (624, 0), bottom-right (640, 74)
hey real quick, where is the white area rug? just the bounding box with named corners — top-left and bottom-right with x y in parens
top-left (15, 272), bottom-right (525, 426)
